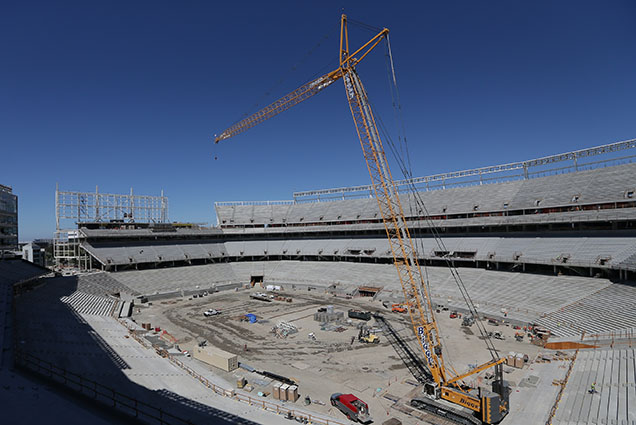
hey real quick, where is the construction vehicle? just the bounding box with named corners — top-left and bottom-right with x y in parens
top-left (449, 311), bottom-right (459, 319)
top-left (358, 325), bottom-right (380, 344)
top-left (462, 314), bottom-right (475, 327)
top-left (215, 15), bottom-right (509, 424)
top-left (330, 393), bottom-right (372, 423)
top-left (488, 331), bottom-right (505, 341)
top-left (250, 292), bottom-right (271, 302)
top-left (391, 304), bottom-right (407, 313)
top-left (360, 333), bottom-right (380, 344)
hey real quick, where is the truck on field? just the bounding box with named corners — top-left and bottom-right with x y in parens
top-left (391, 304), bottom-right (407, 313)
top-left (348, 309), bottom-right (372, 321)
top-left (330, 393), bottom-right (372, 423)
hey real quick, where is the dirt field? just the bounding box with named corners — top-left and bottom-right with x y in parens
top-left (132, 286), bottom-right (541, 424)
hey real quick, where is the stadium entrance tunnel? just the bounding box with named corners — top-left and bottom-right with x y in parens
top-left (250, 275), bottom-right (264, 287)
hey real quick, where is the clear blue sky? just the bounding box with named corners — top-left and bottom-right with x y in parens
top-left (2, 1), bottom-right (635, 240)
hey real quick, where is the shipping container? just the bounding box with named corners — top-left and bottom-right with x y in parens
top-left (193, 346), bottom-right (238, 372)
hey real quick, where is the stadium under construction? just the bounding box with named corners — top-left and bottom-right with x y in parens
top-left (3, 14), bottom-right (636, 425)
top-left (1, 138), bottom-right (635, 425)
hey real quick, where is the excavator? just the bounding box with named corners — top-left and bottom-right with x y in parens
top-left (214, 15), bottom-right (509, 425)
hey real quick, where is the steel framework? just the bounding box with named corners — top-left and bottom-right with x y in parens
top-left (54, 185), bottom-right (168, 270)
top-left (292, 138), bottom-right (636, 200)
top-left (55, 185), bottom-right (168, 228)
top-left (214, 138), bottom-right (636, 206)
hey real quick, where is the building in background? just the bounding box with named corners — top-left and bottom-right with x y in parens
top-left (0, 184), bottom-right (18, 253)
top-left (21, 242), bottom-right (45, 267)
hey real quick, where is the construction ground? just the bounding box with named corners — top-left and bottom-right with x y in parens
top-left (132, 286), bottom-right (567, 425)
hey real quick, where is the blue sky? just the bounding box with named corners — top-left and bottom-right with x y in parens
top-left (2, 1), bottom-right (635, 240)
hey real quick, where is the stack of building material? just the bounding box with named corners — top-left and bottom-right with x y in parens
top-left (314, 305), bottom-right (344, 322)
top-left (265, 285), bottom-right (282, 291)
top-left (272, 321), bottom-right (298, 338)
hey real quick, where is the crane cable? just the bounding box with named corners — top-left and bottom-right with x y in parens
top-left (229, 23), bottom-right (340, 129)
top-left (372, 36), bottom-right (500, 362)
top-left (376, 88), bottom-right (499, 361)
top-left (377, 35), bottom-right (461, 376)
top-left (347, 18), bottom-right (383, 34)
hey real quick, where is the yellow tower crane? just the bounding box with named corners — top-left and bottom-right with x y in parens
top-left (215, 15), bottom-right (509, 425)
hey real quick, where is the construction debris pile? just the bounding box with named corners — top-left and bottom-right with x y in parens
top-left (320, 323), bottom-right (347, 332)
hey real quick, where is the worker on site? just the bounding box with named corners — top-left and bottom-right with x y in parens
top-left (590, 382), bottom-right (597, 394)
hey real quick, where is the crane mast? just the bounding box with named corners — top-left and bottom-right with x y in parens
top-left (214, 15), bottom-right (509, 424)
top-left (341, 67), bottom-right (446, 385)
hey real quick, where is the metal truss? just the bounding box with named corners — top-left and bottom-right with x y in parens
top-left (214, 200), bottom-right (295, 207)
top-left (55, 185), bottom-right (168, 229)
top-left (54, 185), bottom-right (168, 270)
top-left (293, 138), bottom-right (636, 200)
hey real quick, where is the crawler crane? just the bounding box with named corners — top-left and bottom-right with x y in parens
top-left (215, 15), bottom-right (510, 425)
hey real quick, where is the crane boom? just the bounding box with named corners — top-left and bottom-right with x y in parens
top-left (215, 19), bottom-right (388, 145)
top-left (215, 69), bottom-right (342, 143)
top-left (214, 15), bottom-right (510, 424)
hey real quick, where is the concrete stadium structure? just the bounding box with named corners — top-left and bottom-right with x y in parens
top-left (75, 143), bottom-right (636, 284)
top-left (54, 143), bottom-right (636, 331)
top-left (4, 140), bottom-right (636, 425)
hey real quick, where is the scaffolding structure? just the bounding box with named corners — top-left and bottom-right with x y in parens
top-left (54, 185), bottom-right (168, 270)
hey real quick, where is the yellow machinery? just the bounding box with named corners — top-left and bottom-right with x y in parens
top-left (360, 334), bottom-right (380, 344)
top-left (215, 15), bottom-right (509, 424)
